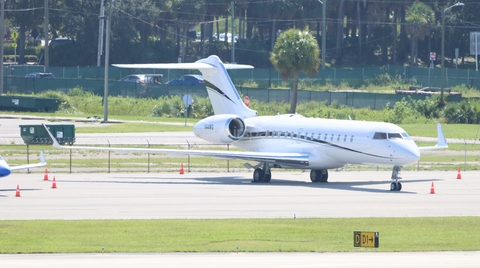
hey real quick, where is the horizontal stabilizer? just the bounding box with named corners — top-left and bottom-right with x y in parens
top-left (113, 62), bottom-right (253, 70)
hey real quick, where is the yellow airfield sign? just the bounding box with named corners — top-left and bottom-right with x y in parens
top-left (354, 231), bottom-right (379, 248)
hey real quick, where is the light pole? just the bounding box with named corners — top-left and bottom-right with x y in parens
top-left (318, 0), bottom-right (326, 69)
top-left (440, 2), bottom-right (464, 105)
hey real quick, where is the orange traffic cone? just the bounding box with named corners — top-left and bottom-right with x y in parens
top-left (456, 167), bottom-right (462, 179)
top-left (179, 163), bottom-right (185, 174)
top-left (44, 168), bottom-right (49, 181)
top-left (430, 182), bottom-right (435, 194)
top-left (51, 177), bottom-right (57, 189)
top-left (15, 185), bottom-right (21, 197)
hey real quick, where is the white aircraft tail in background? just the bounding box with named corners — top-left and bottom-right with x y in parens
top-left (45, 55), bottom-right (448, 192)
top-left (0, 151), bottom-right (46, 178)
top-left (114, 55), bottom-right (257, 118)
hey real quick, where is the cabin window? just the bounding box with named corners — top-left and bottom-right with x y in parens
top-left (344, 135), bottom-right (347, 142)
top-left (337, 134), bottom-right (340, 142)
top-left (330, 134), bottom-right (334, 141)
top-left (324, 134), bottom-right (328, 140)
top-left (373, 132), bottom-right (387, 140)
top-left (350, 135), bottom-right (354, 142)
top-left (317, 133), bottom-right (321, 140)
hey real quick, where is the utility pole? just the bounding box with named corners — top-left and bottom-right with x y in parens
top-left (103, 0), bottom-right (113, 122)
top-left (318, 0), bottom-right (326, 69)
top-left (440, 2), bottom-right (464, 105)
top-left (231, 1), bottom-right (235, 63)
top-left (44, 0), bottom-right (49, 70)
top-left (322, 0), bottom-right (326, 69)
top-left (97, 0), bottom-right (105, 67)
top-left (0, 0), bottom-right (4, 95)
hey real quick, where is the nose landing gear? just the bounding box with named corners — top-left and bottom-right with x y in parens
top-left (390, 166), bottom-right (403, 191)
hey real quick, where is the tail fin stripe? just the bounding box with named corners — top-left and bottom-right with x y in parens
top-left (205, 81), bottom-right (235, 103)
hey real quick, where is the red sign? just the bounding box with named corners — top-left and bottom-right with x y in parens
top-left (430, 52), bottom-right (436, 61)
top-left (244, 96), bottom-right (250, 107)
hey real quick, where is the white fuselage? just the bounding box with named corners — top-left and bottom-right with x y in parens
top-left (232, 115), bottom-right (420, 169)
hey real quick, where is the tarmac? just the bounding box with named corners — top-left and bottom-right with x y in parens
top-left (1, 171), bottom-right (479, 267)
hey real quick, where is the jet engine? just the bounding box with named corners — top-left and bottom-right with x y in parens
top-left (193, 114), bottom-right (246, 144)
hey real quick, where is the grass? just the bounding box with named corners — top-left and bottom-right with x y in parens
top-left (400, 124), bottom-right (480, 139)
top-left (75, 122), bottom-right (194, 133)
top-left (0, 217), bottom-right (478, 253)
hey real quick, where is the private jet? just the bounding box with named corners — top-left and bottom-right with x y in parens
top-left (44, 55), bottom-right (447, 191)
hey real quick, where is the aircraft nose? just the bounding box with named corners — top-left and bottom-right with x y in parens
top-left (398, 143), bottom-right (421, 165)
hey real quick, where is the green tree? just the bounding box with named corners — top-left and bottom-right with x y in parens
top-left (5, 0), bottom-right (44, 64)
top-left (406, 1), bottom-right (435, 66)
top-left (270, 28), bottom-right (320, 114)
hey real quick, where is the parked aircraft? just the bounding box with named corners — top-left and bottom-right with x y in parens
top-left (0, 151), bottom-right (46, 178)
top-left (44, 55), bottom-right (447, 191)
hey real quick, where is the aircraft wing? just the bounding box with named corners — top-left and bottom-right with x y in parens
top-left (9, 151), bottom-right (47, 171)
top-left (113, 62), bottom-right (253, 70)
top-left (418, 123), bottom-right (448, 151)
top-left (43, 125), bottom-right (309, 168)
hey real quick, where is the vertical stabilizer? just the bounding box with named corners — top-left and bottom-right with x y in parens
top-left (196, 56), bottom-right (257, 118)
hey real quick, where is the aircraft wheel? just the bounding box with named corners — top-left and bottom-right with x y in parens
top-left (264, 172), bottom-right (272, 183)
top-left (320, 170), bottom-right (329, 182)
top-left (310, 170), bottom-right (320, 182)
top-left (390, 182), bottom-right (397, 191)
top-left (253, 168), bottom-right (264, 182)
top-left (390, 182), bottom-right (402, 191)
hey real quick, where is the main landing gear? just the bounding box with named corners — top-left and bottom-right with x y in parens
top-left (252, 163), bottom-right (271, 182)
top-left (390, 166), bottom-right (403, 191)
top-left (251, 165), bottom-right (329, 184)
top-left (310, 169), bottom-right (329, 183)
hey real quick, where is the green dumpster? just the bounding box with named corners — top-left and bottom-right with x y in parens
top-left (0, 96), bottom-right (59, 112)
top-left (20, 124), bottom-right (75, 145)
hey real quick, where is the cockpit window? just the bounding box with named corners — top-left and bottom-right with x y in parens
top-left (374, 132), bottom-right (408, 140)
top-left (388, 133), bottom-right (403, 139)
top-left (401, 132), bottom-right (412, 140)
top-left (373, 132), bottom-right (387, 140)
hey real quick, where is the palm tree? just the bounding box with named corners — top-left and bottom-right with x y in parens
top-left (406, 1), bottom-right (435, 66)
top-left (270, 29), bottom-right (320, 114)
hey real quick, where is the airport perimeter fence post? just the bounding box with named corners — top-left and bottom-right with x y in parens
top-left (26, 144), bottom-right (30, 174)
top-left (187, 140), bottom-right (191, 173)
top-left (108, 140), bottom-right (111, 173)
top-left (70, 147), bottom-right (72, 174)
top-left (147, 140), bottom-right (150, 173)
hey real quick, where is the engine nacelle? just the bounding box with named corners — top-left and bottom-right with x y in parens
top-left (193, 114), bottom-right (246, 144)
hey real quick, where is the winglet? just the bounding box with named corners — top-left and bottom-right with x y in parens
top-left (435, 123), bottom-right (448, 148)
top-left (43, 124), bottom-right (63, 148)
top-left (419, 123), bottom-right (448, 151)
top-left (40, 151), bottom-right (46, 164)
